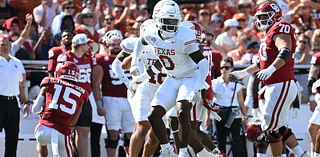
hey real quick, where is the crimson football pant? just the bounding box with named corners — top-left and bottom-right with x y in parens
top-left (0, 97), bottom-right (20, 157)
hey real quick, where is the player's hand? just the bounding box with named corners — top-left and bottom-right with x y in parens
top-left (23, 103), bottom-right (30, 118)
top-left (96, 100), bottom-right (106, 116)
top-left (252, 108), bottom-right (260, 120)
top-left (256, 66), bottom-right (276, 81)
top-left (291, 108), bottom-right (300, 119)
top-left (229, 69), bottom-right (249, 82)
top-left (130, 65), bottom-right (141, 76)
top-left (189, 90), bottom-right (201, 103)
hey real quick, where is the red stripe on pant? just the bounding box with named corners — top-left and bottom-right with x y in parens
top-left (266, 81), bottom-right (288, 130)
top-left (272, 81), bottom-right (291, 130)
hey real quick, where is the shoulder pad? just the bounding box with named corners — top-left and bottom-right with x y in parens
top-left (57, 54), bottom-right (68, 62)
top-left (40, 77), bottom-right (54, 88)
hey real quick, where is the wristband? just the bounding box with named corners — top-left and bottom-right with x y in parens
top-left (243, 116), bottom-right (248, 119)
top-left (151, 65), bottom-right (160, 74)
top-left (310, 95), bottom-right (315, 101)
top-left (96, 100), bottom-right (104, 109)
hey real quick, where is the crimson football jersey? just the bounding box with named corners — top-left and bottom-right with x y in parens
top-left (203, 44), bottom-right (214, 100)
top-left (311, 52), bottom-right (320, 79)
top-left (48, 46), bottom-right (67, 72)
top-left (94, 53), bottom-right (130, 98)
top-left (259, 21), bottom-right (296, 85)
top-left (39, 77), bottom-right (89, 135)
top-left (211, 50), bottom-right (222, 79)
top-left (57, 50), bottom-right (93, 92)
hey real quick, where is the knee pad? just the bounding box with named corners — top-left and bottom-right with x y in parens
top-left (255, 141), bottom-right (269, 150)
top-left (106, 132), bottom-right (119, 149)
top-left (123, 135), bottom-right (130, 147)
top-left (265, 131), bottom-right (282, 143)
top-left (279, 126), bottom-right (293, 142)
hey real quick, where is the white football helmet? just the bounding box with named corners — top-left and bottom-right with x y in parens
top-left (156, 4), bottom-right (182, 39)
top-left (103, 30), bottom-right (123, 46)
top-left (153, 0), bottom-right (171, 19)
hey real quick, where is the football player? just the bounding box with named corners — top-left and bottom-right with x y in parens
top-left (92, 30), bottom-right (134, 157)
top-left (47, 30), bottom-right (75, 77)
top-left (57, 34), bottom-right (97, 157)
top-left (308, 52), bottom-right (320, 156)
top-left (32, 61), bottom-right (89, 157)
top-left (129, 3), bottom-right (209, 157)
top-left (229, 2), bottom-right (298, 157)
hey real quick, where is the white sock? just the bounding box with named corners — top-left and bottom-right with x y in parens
top-left (292, 144), bottom-right (304, 156)
top-left (160, 143), bottom-right (170, 150)
top-left (311, 152), bottom-right (315, 157)
top-left (197, 148), bottom-right (209, 156)
top-left (257, 153), bottom-right (266, 157)
top-left (315, 152), bottom-right (320, 157)
top-left (281, 154), bottom-right (286, 157)
top-left (179, 147), bottom-right (187, 154)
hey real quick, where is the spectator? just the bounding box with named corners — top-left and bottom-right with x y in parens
top-left (52, 0), bottom-right (76, 36)
top-left (5, 14), bottom-right (33, 57)
top-left (227, 36), bottom-right (248, 64)
top-left (211, 13), bottom-right (224, 38)
top-left (0, 34), bottom-right (30, 157)
top-left (124, 15), bottom-right (146, 38)
top-left (212, 57), bottom-right (247, 157)
top-left (112, 0), bottom-right (133, 35)
top-left (197, 9), bottom-right (215, 34)
top-left (2, 17), bottom-right (35, 60)
top-left (233, 13), bottom-right (247, 30)
top-left (98, 14), bottom-right (118, 38)
top-left (290, 1), bottom-right (320, 30)
top-left (34, 29), bottom-right (56, 60)
top-left (54, 15), bottom-right (75, 43)
top-left (75, 8), bottom-right (99, 43)
top-left (138, 4), bottom-right (149, 19)
top-left (237, 0), bottom-right (254, 28)
top-left (0, 0), bottom-right (17, 28)
top-left (215, 19), bottom-right (240, 58)
top-left (33, 0), bottom-right (57, 33)
top-left (213, 0), bottom-right (236, 21)
top-left (241, 40), bottom-right (260, 65)
top-left (2, 17), bottom-right (23, 34)
top-left (311, 29), bottom-right (320, 54)
top-left (294, 34), bottom-right (312, 103)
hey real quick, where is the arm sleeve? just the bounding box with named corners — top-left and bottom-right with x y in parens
top-left (131, 37), bottom-right (145, 67)
top-left (112, 58), bottom-right (130, 84)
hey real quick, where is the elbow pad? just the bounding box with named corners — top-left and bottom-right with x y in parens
top-left (194, 59), bottom-right (209, 91)
top-left (277, 48), bottom-right (291, 62)
top-left (32, 95), bottom-right (45, 114)
top-left (112, 58), bottom-right (130, 85)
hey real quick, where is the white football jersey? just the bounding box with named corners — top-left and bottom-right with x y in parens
top-left (143, 24), bottom-right (199, 78)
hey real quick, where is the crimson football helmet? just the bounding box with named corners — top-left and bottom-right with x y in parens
top-left (255, 2), bottom-right (282, 31)
top-left (55, 61), bottom-right (80, 82)
top-left (246, 119), bottom-right (264, 142)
